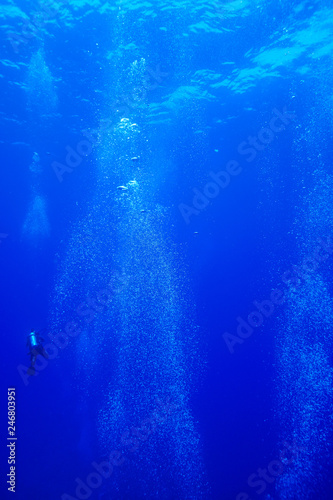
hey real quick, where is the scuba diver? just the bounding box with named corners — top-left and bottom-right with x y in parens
top-left (26, 330), bottom-right (49, 376)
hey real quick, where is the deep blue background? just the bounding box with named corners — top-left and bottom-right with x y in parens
top-left (1, 1), bottom-right (333, 499)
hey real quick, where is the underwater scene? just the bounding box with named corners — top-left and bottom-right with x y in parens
top-left (1, 0), bottom-right (333, 499)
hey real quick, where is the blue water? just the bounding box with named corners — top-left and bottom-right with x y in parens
top-left (1, 1), bottom-right (333, 499)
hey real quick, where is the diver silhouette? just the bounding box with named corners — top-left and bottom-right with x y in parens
top-left (26, 330), bottom-right (49, 376)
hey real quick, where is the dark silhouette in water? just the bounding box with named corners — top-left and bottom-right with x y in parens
top-left (26, 330), bottom-right (48, 376)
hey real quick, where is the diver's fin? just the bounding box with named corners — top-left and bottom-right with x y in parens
top-left (27, 366), bottom-right (35, 376)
